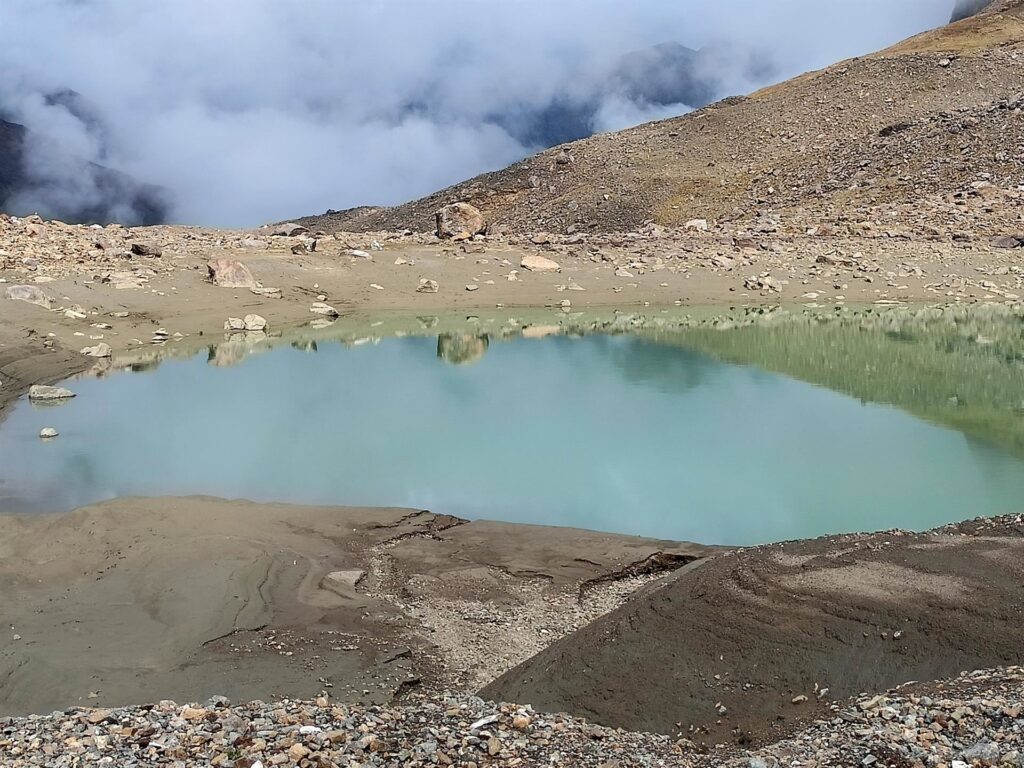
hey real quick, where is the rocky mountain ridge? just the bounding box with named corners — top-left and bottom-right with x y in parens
top-left (298, 0), bottom-right (1024, 239)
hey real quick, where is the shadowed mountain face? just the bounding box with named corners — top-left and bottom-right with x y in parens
top-left (952, 0), bottom-right (995, 21)
top-left (486, 42), bottom-right (746, 148)
top-left (0, 112), bottom-right (168, 226)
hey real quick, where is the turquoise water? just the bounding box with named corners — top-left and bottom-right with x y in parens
top-left (2, 332), bottom-right (1023, 545)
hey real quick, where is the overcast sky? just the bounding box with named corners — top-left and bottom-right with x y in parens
top-left (0, 0), bottom-right (953, 227)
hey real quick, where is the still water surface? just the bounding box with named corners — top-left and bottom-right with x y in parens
top-left (3, 332), bottom-right (1023, 544)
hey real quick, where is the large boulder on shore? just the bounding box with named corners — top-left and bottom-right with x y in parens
top-left (207, 258), bottom-right (258, 289)
top-left (436, 203), bottom-right (485, 239)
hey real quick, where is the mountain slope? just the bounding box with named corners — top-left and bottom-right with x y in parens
top-left (300, 1), bottom-right (1024, 236)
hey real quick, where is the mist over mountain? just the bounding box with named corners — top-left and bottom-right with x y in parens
top-left (0, 1), bottom-right (954, 228)
top-left (951, 0), bottom-right (996, 21)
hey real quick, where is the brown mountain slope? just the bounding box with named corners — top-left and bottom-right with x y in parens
top-left (301, 2), bottom-right (1024, 236)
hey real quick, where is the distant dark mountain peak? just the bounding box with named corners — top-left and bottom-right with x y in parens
top-left (0, 106), bottom-right (169, 226)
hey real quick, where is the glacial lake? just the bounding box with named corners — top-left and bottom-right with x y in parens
top-left (3, 313), bottom-right (1024, 545)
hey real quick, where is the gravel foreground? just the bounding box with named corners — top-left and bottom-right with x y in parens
top-left (3, 667), bottom-right (1021, 768)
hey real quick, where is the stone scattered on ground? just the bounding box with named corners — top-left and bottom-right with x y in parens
top-left (27, 385), bottom-right (76, 401)
top-left (416, 278), bottom-right (439, 293)
top-left (130, 242), bottom-right (162, 257)
top-left (520, 254), bottom-right (561, 273)
top-left (310, 302), bottom-right (339, 317)
top-left (721, 666), bottom-right (1024, 768)
top-left (0, 695), bottom-right (684, 768)
top-left (207, 258), bottom-right (258, 289)
top-left (4, 284), bottom-right (53, 309)
top-left (79, 342), bottom-right (112, 358)
top-left (2, 667), bottom-right (1021, 768)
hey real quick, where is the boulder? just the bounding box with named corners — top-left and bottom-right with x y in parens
top-left (130, 242), bottom-right (162, 257)
top-left (990, 236), bottom-right (1023, 250)
top-left (309, 303), bottom-right (339, 317)
top-left (416, 279), bottom-right (439, 294)
top-left (224, 317), bottom-right (246, 331)
top-left (436, 203), bottom-right (485, 239)
top-left (80, 342), bottom-right (112, 357)
top-left (243, 314), bottom-right (267, 332)
top-left (28, 385), bottom-right (76, 401)
top-left (207, 259), bottom-right (258, 289)
top-left (271, 223), bottom-right (308, 237)
top-left (39, 427), bottom-right (58, 439)
top-left (520, 254), bottom-right (561, 273)
top-left (5, 284), bottom-right (54, 309)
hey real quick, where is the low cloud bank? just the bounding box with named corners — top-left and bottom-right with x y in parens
top-left (0, 0), bottom-right (951, 227)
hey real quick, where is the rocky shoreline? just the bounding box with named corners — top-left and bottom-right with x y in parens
top-left (3, 667), bottom-right (1022, 767)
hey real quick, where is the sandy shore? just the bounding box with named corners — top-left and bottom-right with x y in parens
top-left (0, 497), bottom-right (714, 716)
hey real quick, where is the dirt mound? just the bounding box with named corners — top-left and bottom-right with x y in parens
top-left (299, 1), bottom-right (1024, 237)
top-left (480, 515), bottom-right (1024, 747)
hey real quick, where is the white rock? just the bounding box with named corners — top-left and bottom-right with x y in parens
top-left (520, 254), bottom-right (561, 273)
top-left (39, 427), bottom-right (58, 439)
top-left (684, 218), bottom-right (709, 231)
top-left (80, 342), bottom-right (112, 357)
top-left (309, 302), bottom-right (339, 317)
top-left (465, 284), bottom-right (479, 292)
top-left (347, 249), bottom-right (372, 259)
top-left (243, 314), bottom-right (267, 331)
top-left (28, 385), bottom-right (76, 401)
top-left (416, 279), bottom-right (439, 294)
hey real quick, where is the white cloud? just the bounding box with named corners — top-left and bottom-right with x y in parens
top-left (0, 0), bottom-right (952, 227)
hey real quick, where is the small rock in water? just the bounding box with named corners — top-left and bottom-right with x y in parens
top-left (28, 385), bottom-right (76, 401)
top-left (243, 314), bottom-right (267, 331)
top-left (39, 427), bottom-right (58, 439)
top-left (80, 342), bottom-right (112, 357)
top-left (520, 254), bottom-right (561, 273)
